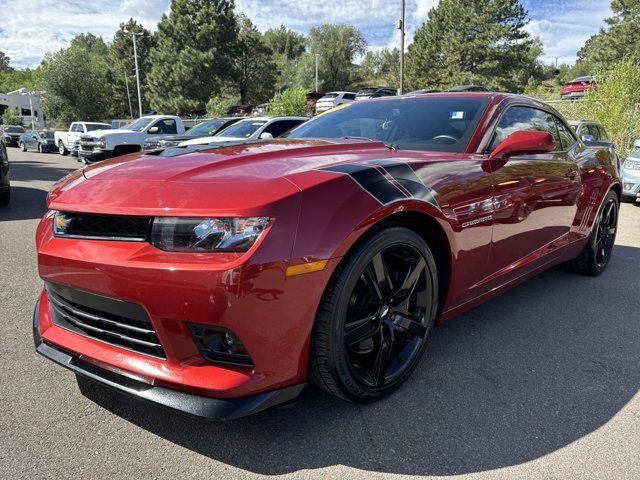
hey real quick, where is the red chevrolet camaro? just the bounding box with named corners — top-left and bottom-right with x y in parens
top-left (34, 93), bottom-right (621, 419)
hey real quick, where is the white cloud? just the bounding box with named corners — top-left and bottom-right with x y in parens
top-left (0, 0), bottom-right (612, 69)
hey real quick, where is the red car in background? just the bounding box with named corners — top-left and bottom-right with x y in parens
top-left (561, 76), bottom-right (599, 99)
top-left (34, 93), bottom-right (621, 420)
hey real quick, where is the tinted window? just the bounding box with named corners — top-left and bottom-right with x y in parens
top-left (554, 117), bottom-right (577, 150)
top-left (86, 124), bottom-right (110, 131)
top-left (218, 120), bottom-right (266, 138)
top-left (263, 119), bottom-right (305, 138)
top-left (320, 94), bottom-right (338, 100)
top-left (597, 125), bottom-right (609, 141)
top-left (126, 117), bottom-right (154, 132)
top-left (343, 93), bottom-right (356, 100)
top-left (288, 97), bottom-right (488, 153)
top-left (4, 126), bottom-right (24, 133)
top-left (490, 106), bottom-right (561, 152)
top-left (40, 131), bottom-right (54, 138)
top-left (188, 120), bottom-right (226, 136)
top-left (71, 124), bottom-right (81, 132)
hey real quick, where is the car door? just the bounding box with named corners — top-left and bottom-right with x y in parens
top-left (487, 105), bottom-right (582, 275)
top-left (27, 130), bottom-right (38, 149)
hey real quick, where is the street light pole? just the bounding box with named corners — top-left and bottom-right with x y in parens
top-left (124, 71), bottom-right (134, 119)
top-left (398, 0), bottom-right (405, 95)
top-left (315, 54), bottom-right (320, 92)
top-left (126, 30), bottom-right (144, 118)
top-left (28, 94), bottom-right (35, 130)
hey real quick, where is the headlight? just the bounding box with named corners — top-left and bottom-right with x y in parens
top-left (150, 217), bottom-right (270, 252)
top-left (623, 159), bottom-right (640, 170)
top-left (143, 139), bottom-right (178, 151)
top-left (95, 137), bottom-right (106, 149)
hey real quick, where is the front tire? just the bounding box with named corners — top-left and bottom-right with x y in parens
top-left (309, 226), bottom-right (438, 402)
top-left (38, 143), bottom-right (43, 153)
top-left (58, 141), bottom-right (68, 156)
top-left (565, 190), bottom-right (619, 276)
top-left (19, 141), bottom-right (26, 152)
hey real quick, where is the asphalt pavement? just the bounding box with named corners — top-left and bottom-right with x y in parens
top-left (1, 149), bottom-right (639, 480)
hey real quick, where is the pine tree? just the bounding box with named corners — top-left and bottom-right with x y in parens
top-left (263, 25), bottom-right (306, 91)
top-left (405, 0), bottom-right (541, 93)
top-left (147, 0), bottom-right (238, 114)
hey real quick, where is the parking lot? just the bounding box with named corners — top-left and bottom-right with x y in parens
top-left (1, 149), bottom-right (639, 480)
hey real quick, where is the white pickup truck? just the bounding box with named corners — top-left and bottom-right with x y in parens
top-left (54, 122), bottom-right (112, 156)
top-left (78, 115), bottom-right (186, 163)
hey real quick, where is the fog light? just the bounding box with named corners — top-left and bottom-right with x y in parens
top-left (188, 323), bottom-right (252, 366)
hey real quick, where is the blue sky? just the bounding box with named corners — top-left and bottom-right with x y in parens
top-left (0, 0), bottom-right (612, 69)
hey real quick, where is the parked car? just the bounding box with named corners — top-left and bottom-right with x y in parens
top-left (178, 116), bottom-right (307, 147)
top-left (34, 93), bottom-right (621, 420)
top-left (1, 125), bottom-right (25, 147)
top-left (143, 117), bottom-right (241, 151)
top-left (622, 148), bottom-right (640, 203)
top-left (446, 85), bottom-right (488, 92)
top-left (0, 140), bottom-right (9, 206)
top-left (54, 122), bottom-right (112, 155)
top-left (406, 89), bottom-right (441, 95)
top-left (355, 86), bottom-right (396, 100)
top-left (568, 120), bottom-right (612, 146)
top-left (79, 115), bottom-right (186, 163)
top-left (315, 92), bottom-right (357, 113)
top-left (561, 76), bottom-right (598, 100)
top-left (18, 130), bottom-right (56, 153)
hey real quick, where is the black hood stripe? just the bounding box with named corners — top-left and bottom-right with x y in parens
top-left (321, 163), bottom-right (408, 205)
top-left (366, 159), bottom-right (439, 207)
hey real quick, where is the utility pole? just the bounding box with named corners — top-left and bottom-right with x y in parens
top-left (397, 0), bottom-right (405, 95)
top-left (28, 94), bottom-right (35, 130)
top-left (315, 54), bottom-right (320, 92)
top-left (125, 29), bottom-right (144, 117)
top-left (124, 71), bottom-right (134, 119)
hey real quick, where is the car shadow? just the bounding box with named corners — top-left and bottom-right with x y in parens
top-left (8, 159), bottom-right (75, 183)
top-left (0, 186), bottom-right (50, 221)
top-left (78, 245), bottom-right (640, 476)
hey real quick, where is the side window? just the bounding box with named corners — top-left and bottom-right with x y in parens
top-left (553, 117), bottom-right (577, 150)
top-left (490, 106), bottom-right (561, 152)
top-left (154, 119), bottom-right (177, 134)
top-left (586, 124), bottom-right (600, 140)
top-left (70, 123), bottom-right (78, 132)
top-left (263, 120), bottom-right (302, 138)
top-left (343, 93), bottom-right (356, 100)
top-left (597, 125), bottom-right (609, 141)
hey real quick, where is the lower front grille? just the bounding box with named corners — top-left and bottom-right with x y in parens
top-left (46, 282), bottom-right (165, 358)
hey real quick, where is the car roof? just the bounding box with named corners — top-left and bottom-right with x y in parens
top-left (236, 116), bottom-right (308, 122)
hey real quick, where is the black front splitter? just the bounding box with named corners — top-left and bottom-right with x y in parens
top-left (33, 301), bottom-right (305, 420)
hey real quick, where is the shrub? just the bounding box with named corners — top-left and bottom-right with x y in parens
top-left (577, 59), bottom-right (640, 157)
top-left (2, 108), bottom-right (23, 126)
top-left (206, 94), bottom-right (240, 117)
top-left (266, 87), bottom-right (310, 116)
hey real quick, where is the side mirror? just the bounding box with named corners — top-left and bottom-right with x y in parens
top-left (581, 134), bottom-right (595, 143)
top-left (259, 132), bottom-right (274, 140)
top-left (148, 126), bottom-right (160, 134)
top-left (489, 130), bottom-right (555, 161)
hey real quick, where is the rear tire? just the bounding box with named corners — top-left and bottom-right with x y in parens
top-left (58, 141), bottom-right (68, 156)
top-left (308, 226), bottom-right (438, 402)
top-left (0, 187), bottom-right (9, 207)
top-left (565, 190), bottom-right (619, 276)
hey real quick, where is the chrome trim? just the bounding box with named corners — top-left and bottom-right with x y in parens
top-left (52, 232), bottom-right (148, 242)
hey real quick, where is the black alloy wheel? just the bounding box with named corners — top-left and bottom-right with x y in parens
top-left (594, 195), bottom-right (617, 268)
top-left (309, 226), bottom-right (438, 402)
top-left (565, 190), bottom-right (619, 276)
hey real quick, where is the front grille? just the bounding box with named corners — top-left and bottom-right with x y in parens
top-left (46, 282), bottom-right (165, 358)
top-left (54, 211), bottom-right (152, 241)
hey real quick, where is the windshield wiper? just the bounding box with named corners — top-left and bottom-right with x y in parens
top-left (341, 136), bottom-right (399, 151)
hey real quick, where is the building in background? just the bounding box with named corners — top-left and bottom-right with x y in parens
top-left (0, 88), bottom-right (45, 127)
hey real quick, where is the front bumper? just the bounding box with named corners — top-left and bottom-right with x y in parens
top-left (622, 168), bottom-right (640, 198)
top-left (79, 148), bottom-right (113, 162)
top-left (560, 91), bottom-right (585, 99)
top-left (34, 300), bottom-right (305, 419)
top-left (3, 136), bottom-right (20, 146)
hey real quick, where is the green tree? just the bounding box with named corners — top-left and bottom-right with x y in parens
top-left (0, 68), bottom-right (41, 93)
top-left (406, 0), bottom-right (541, 92)
top-left (575, 0), bottom-right (640, 75)
top-left (234, 15), bottom-right (277, 104)
top-left (108, 19), bottom-right (155, 118)
top-left (298, 24), bottom-right (367, 91)
top-left (147, 0), bottom-right (238, 114)
top-left (266, 87), bottom-right (310, 116)
top-left (2, 108), bottom-right (23, 126)
top-left (40, 35), bottom-right (111, 125)
top-left (359, 48), bottom-right (399, 88)
top-left (206, 94), bottom-right (239, 116)
top-left (0, 51), bottom-right (13, 73)
top-left (577, 58), bottom-right (640, 157)
top-left (263, 25), bottom-right (307, 91)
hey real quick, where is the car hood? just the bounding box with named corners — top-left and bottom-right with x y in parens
top-left (82, 128), bottom-right (132, 137)
top-left (179, 135), bottom-right (244, 146)
top-left (46, 138), bottom-right (454, 216)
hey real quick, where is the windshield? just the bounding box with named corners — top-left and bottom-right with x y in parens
top-left (319, 94), bottom-right (338, 100)
top-left (216, 120), bottom-right (266, 138)
top-left (188, 119), bottom-right (227, 136)
top-left (287, 96), bottom-right (489, 153)
top-left (125, 117), bottom-right (154, 132)
top-left (86, 123), bottom-right (111, 131)
top-left (39, 131), bottom-right (54, 138)
top-left (4, 126), bottom-right (24, 133)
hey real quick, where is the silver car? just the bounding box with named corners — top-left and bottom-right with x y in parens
top-left (622, 144), bottom-right (640, 203)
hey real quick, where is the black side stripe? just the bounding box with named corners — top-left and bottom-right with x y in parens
top-left (367, 159), bottom-right (439, 207)
top-left (321, 164), bottom-right (408, 205)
